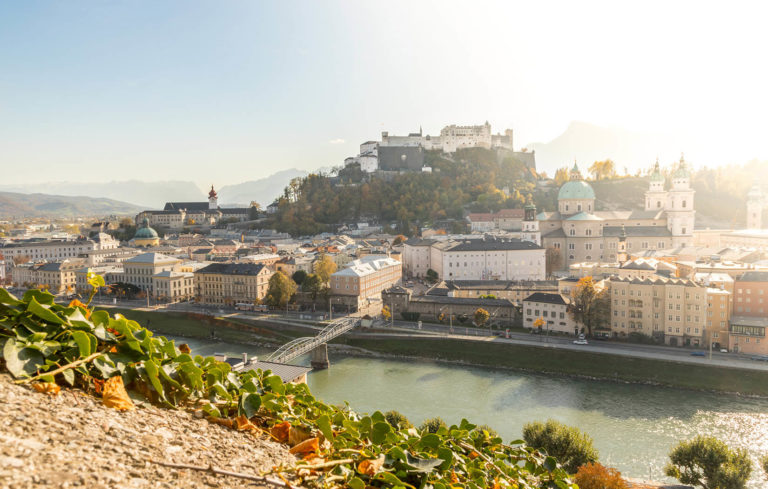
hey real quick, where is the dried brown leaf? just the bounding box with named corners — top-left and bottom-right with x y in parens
top-left (102, 375), bottom-right (135, 411)
top-left (289, 437), bottom-right (320, 455)
top-left (32, 382), bottom-right (60, 395)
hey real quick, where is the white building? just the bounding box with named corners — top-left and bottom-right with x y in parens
top-left (122, 252), bottom-right (182, 294)
top-left (1, 239), bottom-right (99, 263)
top-left (523, 292), bottom-right (580, 335)
top-left (403, 237), bottom-right (545, 281)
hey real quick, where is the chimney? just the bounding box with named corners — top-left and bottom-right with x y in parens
top-left (242, 352), bottom-right (248, 365)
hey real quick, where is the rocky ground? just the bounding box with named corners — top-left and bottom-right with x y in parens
top-left (0, 373), bottom-right (298, 489)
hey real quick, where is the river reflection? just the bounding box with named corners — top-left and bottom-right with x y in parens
top-left (168, 336), bottom-right (768, 487)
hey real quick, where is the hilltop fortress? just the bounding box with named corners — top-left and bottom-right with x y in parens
top-left (344, 121), bottom-right (535, 173)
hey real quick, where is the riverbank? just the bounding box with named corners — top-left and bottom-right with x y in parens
top-left (112, 308), bottom-right (768, 397)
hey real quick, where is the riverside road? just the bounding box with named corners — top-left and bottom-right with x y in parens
top-left (81, 296), bottom-right (768, 373)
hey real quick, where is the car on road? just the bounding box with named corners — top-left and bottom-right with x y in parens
top-left (690, 351), bottom-right (706, 357)
top-left (573, 339), bottom-right (588, 345)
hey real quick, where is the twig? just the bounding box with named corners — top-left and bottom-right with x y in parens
top-left (150, 460), bottom-right (292, 488)
top-left (457, 441), bottom-right (514, 483)
top-left (297, 458), bottom-right (354, 470)
top-left (17, 348), bottom-right (107, 384)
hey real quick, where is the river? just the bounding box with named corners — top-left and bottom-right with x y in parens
top-left (174, 335), bottom-right (768, 487)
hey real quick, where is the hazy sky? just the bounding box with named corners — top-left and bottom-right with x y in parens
top-left (2, 1), bottom-right (767, 186)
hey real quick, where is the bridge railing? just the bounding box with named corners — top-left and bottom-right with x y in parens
top-left (266, 316), bottom-right (360, 364)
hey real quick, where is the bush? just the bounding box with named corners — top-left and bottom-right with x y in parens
top-left (574, 463), bottom-right (628, 489)
top-left (419, 417), bottom-right (447, 434)
top-left (474, 424), bottom-right (499, 438)
top-left (522, 419), bottom-right (599, 473)
top-left (762, 453), bottom-right (768, 478)
top-left (384, 410), bottom-right (413, 430)
top-left (665, 436), bottom-right (752, 489)
top-left (400, 312), bottom-right (421, 321)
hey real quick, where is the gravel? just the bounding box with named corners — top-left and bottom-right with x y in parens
top-left (0, 373), bottom-right (299, 489)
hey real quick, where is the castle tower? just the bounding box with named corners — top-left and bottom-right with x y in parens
top-left (666, 154), bottom-right (695, 248)
top-left (747, 184), bottom-right (763, 229)
top-left (208, 185), bottom-right (218, 210)
top-left (521, 203), bottom-right (541, 246)
top-left (645, 158), bottom-right (667, 212)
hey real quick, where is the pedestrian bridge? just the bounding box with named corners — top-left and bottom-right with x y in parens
top-left (266, 315), bottom-right (360, 368)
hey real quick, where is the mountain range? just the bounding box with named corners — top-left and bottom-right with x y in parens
top-left (217, 169), bottom-right (308, 207)
top-left (0, 192), bottom-right (143, 219)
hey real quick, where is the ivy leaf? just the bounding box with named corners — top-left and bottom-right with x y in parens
top-left (143, 359), bottom-right (168, 401)
top-left (316, 414), bottom-right (334, 442)
top-left (71, 330), bottom-right (95, 357)
top-left (61, 368), bottom-right (75, 386)
top-left (371, 421), bottom-right (391, 444)
top-left (27, 297), bottom-right (66, 325)
top-left (239, 392), bottom-right (262, 418)
top-left (3, 338), bottom-right (44, 378)
top-left (543, 456), bottom-right (558, 472)
top-left (0, 287), bottom-right (20, 306)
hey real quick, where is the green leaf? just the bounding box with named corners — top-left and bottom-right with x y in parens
top-left (143, 359), bottom-right (167, 401)
top-left (70, 331), bottom-right (95, 357)
top-left (61, 368), bottom-right (75, 386)
top-left (0, 287), bottom-right (20, 306)
top-left (239, 392), bottom-right (262, 418)
top-left (420, 433), bottom-right (441, 449)
top-left (92, 356), bottom-right (117, 378)
top-left (28, 332), bottom-right (48, 343)
top-left (543, 456), bottom-right (558, 472)
top-left (202, 403), bottom-right (221, 418)
top-left (371, 421), bottom-right (391, 444)
top-left (264, 374), bottom-right (285, 395)
top-left (27, 297), bottom-right (66, 325)
top-left (405, 453), bottom-right (442, 473)
top-left (348, 477), bottom-right (365, 489)
top-left (316, 414), bottom-right (334, 441)
top-left (374, 472), bottom-right (414, 488)
top-left (23, 289), bottom-right (55, 305)
top-left (2, 338), bottom-right (44, 378)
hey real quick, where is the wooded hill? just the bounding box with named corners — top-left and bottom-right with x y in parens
top-left (266, 148), bottom-right (538, 236)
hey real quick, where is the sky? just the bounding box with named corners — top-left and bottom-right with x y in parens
top-left (2, 1), bottom-right (768, 187)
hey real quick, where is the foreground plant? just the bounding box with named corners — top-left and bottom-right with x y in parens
top-left (665, 436), bottom-right (751, 489)
top-left (0, 277), bottom-right (577, 489)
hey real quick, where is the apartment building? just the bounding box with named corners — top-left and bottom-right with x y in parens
top-left (733, 271), bottom-right (768, 317)
top-left (330, 255), bottom-right (402, 309)
top-left (609, 276), bottom-right (708, 346)
top-left (1, 239), bottom-right (99, 263)
top-left (194, 263), bottom-right (273, 306)
top-left (11, 260), bottom-right (83, 294)
top-left (706, 287), bottom-right (731, 350)
top-left (153, 270), bottom-right (195, 302)
top-left (122, 252), bottom-right (182, 293)
top-left (522, 292), bottom-right (580, 334)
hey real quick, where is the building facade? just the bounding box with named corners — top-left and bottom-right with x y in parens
top-left (523, 292), bottom-right (580, 334)
top-left (122, 253), bottom-right (182, 294)
top-left (540, 158), bottom-right (695, 270)
top-left (194, 262), bottom-right (273, 306)
top-left (330, 255), bottom-right (402, 309)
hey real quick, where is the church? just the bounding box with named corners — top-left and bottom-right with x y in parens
top-left (136, 186), bottom-right (257, 231)
top-left (525, 157), bottom-right (695, 270)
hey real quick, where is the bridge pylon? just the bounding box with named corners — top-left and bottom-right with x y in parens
top-left (310, 343), bottom-right (330, 370)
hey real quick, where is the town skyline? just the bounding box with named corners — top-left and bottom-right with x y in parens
top-left (3, 1), bottom-right (768, 186)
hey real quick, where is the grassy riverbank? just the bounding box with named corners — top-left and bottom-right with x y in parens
top-left (338, 336), bottom-right (768, 396)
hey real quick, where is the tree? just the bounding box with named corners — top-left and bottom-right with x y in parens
top-left (119, 217), bottom-right (134, 228)
top-left (533, 317), bottom-right (545, 332)
top-left (665, 436), bottom-right (752, 489)
top-left (384, 410), bottom-right (413, 430)
top-left (522, 419), bottom-right (599, 474)
top-left (545, 247), bottom-right (563, 276)
top-left (570, 276), bottom-right (610, 336)
top-left (313, 254), bottom-right (337, 284)
top-left (474, 308), bottom-right (490, 327)
top-left (292, 270), bottom-right (308, 286)
top-left (425, 268), bottom-right (439, 284)
top-left (381, 305), bottom-right (391, 320)
top-left (301, 273), bottom-right (323, 300)
top-left (264, 271), bottom-right (297, 309)
top-left (392, 234), bottom-right (407, 246)
top-left (554, 167), bottom-right (570, 185)
top-left (588, 159), bottom-right (617, 181)
top-left (419, 417), bottom-right (447, 434)
top-left (574, 463), bottom-right (628, 489)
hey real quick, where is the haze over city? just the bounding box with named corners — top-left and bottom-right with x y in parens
top-left (2, 1), bottom-right (768, 188)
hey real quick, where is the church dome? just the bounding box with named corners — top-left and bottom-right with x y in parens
top-left (134, 218), bottom-right (158, 239)
top-left (650, 159), bottom-right (665, 182)
top-left (558, 180), bottom-right (596, 200)
top-left (672, 155), bottom-right (690, 179)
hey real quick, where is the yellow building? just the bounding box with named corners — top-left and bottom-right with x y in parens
top-left (194, 263), bottom-right (273, 306)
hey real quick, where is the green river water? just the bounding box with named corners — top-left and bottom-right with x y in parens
top-left (175, 335), bottom-right (768, 487)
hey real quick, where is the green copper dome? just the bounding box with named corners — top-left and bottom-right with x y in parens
top-left (134, 218), bottom-right (158, 239)
top-left (672, 155), bottom-right (690, 179)
top-left (558, 180), bottom-right (596, 200)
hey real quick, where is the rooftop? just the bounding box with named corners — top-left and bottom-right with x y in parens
top-left (196, 263), bottom-right (269, 276)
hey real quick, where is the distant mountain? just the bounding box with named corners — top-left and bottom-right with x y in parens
top-left (527, 121), bottom-right (681, 176)
top-left (0, 192), bottom-right (143, 218)
top-left (217, 169), bottom-right (308, 207)
top-left (0, 181), bottom-right (205, 209)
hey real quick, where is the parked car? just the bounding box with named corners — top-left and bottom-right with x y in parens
top-left (573, 339), bottom-right (588, 345)
top-left (690, 351), bottom-right (706, 357)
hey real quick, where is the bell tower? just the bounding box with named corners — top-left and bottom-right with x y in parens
top-left (521, 203), bottom-right (541, 246)
top-left (208, 185), bottom-right (218, 210)
top-left (747, 184), bottom-right (763, 229)
top-left (645, 158), bottom-right (667, 212)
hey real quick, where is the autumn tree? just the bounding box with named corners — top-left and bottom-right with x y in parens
top-left (588, 159), bottom-right (617, 181)
top-left (474, 308), bottom-right (490, 327)
top-left (392, 234), bottom-right (407, 246)
top-left (570, 276), bottom-right (610, 336)
top-left (264, 271), bottom-right (297, 309)
top-left (381, 305), bottom-right (392, 320)
top-left (291, 270), bottom-right (308, 286)
top-left (313, 254), bottom-right (337, 285)
top-left (554, 167), bottom-right (570, 186)
top-left (301, 273), bottom-right (323, 300)
top-left (665, 436), bottom-right (752, 489)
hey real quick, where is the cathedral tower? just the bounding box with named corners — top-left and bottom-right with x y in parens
top-left (645, 158), bottom-right (667, 212)
top-left (208, 185), bottom-right (218, 210)
top-left (747, 184), bottom-right (763, 229)
top-left (665, 155), bottom-right (695, 248)
top-left (521, 203), bottom-right (541, 245)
